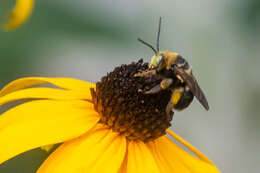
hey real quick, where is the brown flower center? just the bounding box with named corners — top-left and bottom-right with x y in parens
top-left (90, 59), bottom-right (173, 142)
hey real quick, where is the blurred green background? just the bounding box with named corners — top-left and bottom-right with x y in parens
top-left (0, 0), bottom-right (260, 172)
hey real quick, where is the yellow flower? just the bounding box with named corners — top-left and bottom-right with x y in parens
top-left (3, 0), bottom-right (34, 30)
top-left (0, 61), bottom-right (220, 172)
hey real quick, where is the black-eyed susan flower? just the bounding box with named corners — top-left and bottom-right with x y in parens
top-left (0, 60), bottom-right (219, 172)
top-left (3, 0), bottom-right (34, 30)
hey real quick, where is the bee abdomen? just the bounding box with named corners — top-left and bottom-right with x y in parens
top-left (172, 86), bottom-right (194, 110)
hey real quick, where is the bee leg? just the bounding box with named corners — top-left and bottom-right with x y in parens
top-left (144, 84), bottom-right (162, 94)
top-left (134, 69), bottom-right (156, 78)
top-left (160, 78), bottom-right (173, 90)
top-left (145, 78), bottom-right (173, 94)
top-left (166, 100), bottom-right (174, 120)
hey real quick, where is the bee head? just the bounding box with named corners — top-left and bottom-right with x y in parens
top-left (149, 55), bottom-right (162, 69)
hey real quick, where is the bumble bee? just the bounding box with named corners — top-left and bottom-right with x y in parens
top-left (135, 17), bottom-right (209, 117)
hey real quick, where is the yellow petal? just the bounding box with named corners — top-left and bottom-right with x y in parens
top-left (0, 87), bottom-right (90, 107)
top-left (147, 135), bottom-right (220, 173)
top-left (0, 100), bottom-right (100, 164)
top-left (126, 140), bottom-right (160, 173)
top-left (0, 77), bottom-right (95, 97)
top-left (37, 125), bottom-right (126, 173)
top-left (117, 156), bottom-right (127, 173)
top-left (3, 0), bottom-right (34, 31)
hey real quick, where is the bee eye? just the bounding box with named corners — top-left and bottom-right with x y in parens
top-left (149, 55), bottom-right (162, 69)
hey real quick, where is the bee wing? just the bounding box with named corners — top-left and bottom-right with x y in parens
top-left (173, 66), bottom-right (209, 110)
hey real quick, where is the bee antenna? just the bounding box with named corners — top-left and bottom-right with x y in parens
top-left (137, 38), bottom-right (157, 54)
top-left (156, 17), bottom-right (162, 52)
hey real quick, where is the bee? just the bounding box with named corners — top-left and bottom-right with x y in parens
top-left (135, 17), bottom-right (209, 117)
